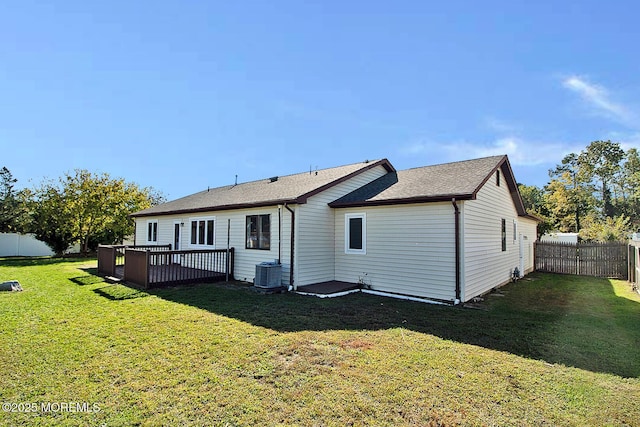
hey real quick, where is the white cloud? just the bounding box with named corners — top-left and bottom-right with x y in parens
top-left (562, 75), bottom-right (634, 124)
top-left (483, 117), bottom-right (517, 133)
top-left (616, 132), bottom-right (640, 152)
top-left (399, 137), bottom-right (577, 167)
top-left (446, 137), bottom-right (575, 166)
top-left (400, 141), bottom-right (433, 155)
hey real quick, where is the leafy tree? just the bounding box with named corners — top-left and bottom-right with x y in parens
top-left (30, 170), bottom-right (164, 255)
top-left (0, 167), bottom-right (28, 232)
top-left (617, 148), bottom-right (640, 228)
top-left (543, 140), bottom-right (638, 241)
top-left (29, 183), bottom-right (75, 256)
top-left (579, 214), bottom-right (630, 242)
top-left (577, 140), bottom-right (624, 218)
top-left (548, 154), bottom-right (595, 232)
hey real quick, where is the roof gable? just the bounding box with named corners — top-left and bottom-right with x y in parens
top-left (132, 159), bottom-right (394, 217)
top-left (330, 155), bottom-right (528, 216)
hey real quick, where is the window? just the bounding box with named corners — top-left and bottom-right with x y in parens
top-left (189, 217), bottom-right (215, 246)
top-left (246, 214), bottom-right (270, 250)
top-left (501, 218), bottom-right (507, 251)
top-left (513, 220), bottom-right (518, 242)
top-left (345, 213), bottom-right (366, 254)
top-left (147, 220), bottom-right (158, 243)
top-left (496, 170), bottom-right (501, 186)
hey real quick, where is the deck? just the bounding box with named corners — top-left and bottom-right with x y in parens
top-left (98, 245), bottom-right (234, 289)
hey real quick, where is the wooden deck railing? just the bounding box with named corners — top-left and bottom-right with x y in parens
top-left (123, 248), bottom-right (235, 289)
top-left (97, 244), bottom-right (171, 277)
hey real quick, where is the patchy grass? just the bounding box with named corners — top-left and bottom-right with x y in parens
top-left (0, 258), bottom-right (639, 426)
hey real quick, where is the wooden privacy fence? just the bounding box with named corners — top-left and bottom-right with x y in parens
top-left (535, 241), bottom-right (628, 279)
top-left (123, 248), bottom-right (235, 289)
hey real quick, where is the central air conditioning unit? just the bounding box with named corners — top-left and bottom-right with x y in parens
top-left (254, 262), bottom-right (282, 288)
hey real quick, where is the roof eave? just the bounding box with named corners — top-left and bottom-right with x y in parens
top-left (329, 193), bottom-right (475, 208)
top-left (470, 155), bottom-right (508, 198)
top-left (470, 155), bottom-right (528, 216)
top-left (130, 199), bottom-right (301, 218)
top-left (521, 213), bottom-right (544, 222)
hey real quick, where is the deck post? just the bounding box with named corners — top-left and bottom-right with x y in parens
top-left (97, 245), bottom-right (117, 277)
top-left (145, 250), bottom-right (150, 290)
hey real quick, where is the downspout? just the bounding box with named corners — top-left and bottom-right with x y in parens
top-left (278, 206), bottom-right (282, 264)
top-left (226, 219), bottom-right (230, 282)
top-left (452, 198), bottom-right (461, 305)
top-left (284, 204), bottom-right (295, 291)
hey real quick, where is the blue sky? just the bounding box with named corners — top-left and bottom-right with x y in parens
top-left (2, 1), bottom-right (639, 199)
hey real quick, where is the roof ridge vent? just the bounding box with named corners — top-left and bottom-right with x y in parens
top-left (269, 176), bottom-right (279, 183)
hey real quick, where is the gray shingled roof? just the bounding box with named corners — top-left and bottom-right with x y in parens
top-left (132, 159), bottom-right (393, 217)
top-left (329, 155), bottom-right (522, 209)
top-left (133, 155), bottom-right (529, 218)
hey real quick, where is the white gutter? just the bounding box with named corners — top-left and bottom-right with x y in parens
top-left (295, 289), bottom-right (361, 298)
top-left (361, 289), bottom-right (452, 305)
top-left (295, 288), bottom-right (454, 305)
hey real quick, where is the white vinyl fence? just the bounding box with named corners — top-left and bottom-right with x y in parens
top-left (0, 233), bottom-right (55, 257)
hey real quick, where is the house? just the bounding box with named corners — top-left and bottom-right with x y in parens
top-left (130, 155), bottom-right (538, 304)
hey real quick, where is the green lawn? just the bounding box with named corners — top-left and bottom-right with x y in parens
top-left (1, 258), bottom-right (639, 426)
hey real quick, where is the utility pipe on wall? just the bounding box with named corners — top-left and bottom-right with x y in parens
top-left (452, 198), bottom-right (461, 304)
top-left (226, 218), bottom-right (231, 282)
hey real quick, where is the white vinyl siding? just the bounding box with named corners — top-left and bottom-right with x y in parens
top-left (212, 208), bottom-right (283, 284)
top-left (205, 207), bottom-right (289, 285)
top-left (335, 203), bottom-right (457, 302)
top-left (136, 215), bottom-right (190, 249)
top-left (135, 208), bottom-right (290, 285)
top-left (462, 169), bottom-right (520, 301)
top-left (295, 165), bottom-right (388, 287)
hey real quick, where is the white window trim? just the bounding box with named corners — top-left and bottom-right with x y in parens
top-left (345, 213), bottom-right (366, 255)
top-left (188, 216), bottom-right (216, 248)
top-left (146, 220), bottom-right (158, 243)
